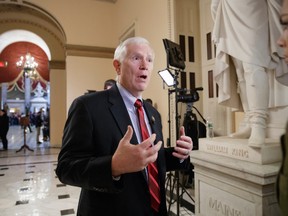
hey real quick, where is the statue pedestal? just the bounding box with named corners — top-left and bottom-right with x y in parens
top-left (190, 138), bottom-right (282, 216)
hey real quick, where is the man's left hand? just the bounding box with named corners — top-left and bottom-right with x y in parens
top-left (172, 126), bottom-right (193, 160)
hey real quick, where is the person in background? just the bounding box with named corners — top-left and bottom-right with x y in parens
top-left (276, 0), bottom-right (288, 214)
top-left (56, 37), bottom-right (193, 216)
top-left (103, 78), bottom-right (116, 90)
top-left (25, 113), bottom-right (33, 133)
top-left (3, 102), bottom-right (9, 113)
top-left (0, 109), bottom-right (9, 150)
top-left (35, 109), bottom-right (43, 144)
top-left (42, 108), bottom-right (50, 141)
top-left (145, 98), bottom-right (153, 106)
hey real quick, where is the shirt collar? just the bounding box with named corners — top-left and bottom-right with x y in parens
top-left (117, 83), bottom-right (142, 107)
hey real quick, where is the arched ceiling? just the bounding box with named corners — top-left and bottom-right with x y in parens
top-left (0, 2), bottom-right (66, 61)
top-left (0, 1), bottom-right (67, 92)
top-left (0, 29), bottom-right (51, 60)
top-left (0, 41), bottom-right (49, 91)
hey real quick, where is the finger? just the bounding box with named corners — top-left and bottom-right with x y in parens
top-left (143, 140), bottom-right (162, 156)
top-left (149, 141), bottom-right (162, 156)
top-left (121, 125), bottom-right (133, 143)
top-left (176, 140), bottom-right (193, 152)
top-left (177, 135), bottom-right (192, 144)
top-left (172, 151), bottom-right (189, 160)
top-left (146, 140), bottom-right (162, 162)
top-left (141, 133), bottom-right (156, 149)
top-left (174, 144), bottom-right (189, 153)
top-left (179, 126), bottom-right (185, 136)
top-left (153, 140), bottom-right (162, 152)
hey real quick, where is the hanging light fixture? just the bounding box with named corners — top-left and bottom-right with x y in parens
top-left (0, 59), bottom-right (8, 68)
top-left (16, 52), bottom-right (38, 79)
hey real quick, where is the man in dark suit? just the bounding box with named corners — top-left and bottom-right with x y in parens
top-left (0, 109), bottom-right (9, 150)
top-left (56, 37), bottom-right (193, 216)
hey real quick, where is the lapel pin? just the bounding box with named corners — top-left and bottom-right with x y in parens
top-left (151, 116), bottom-right (155, 124)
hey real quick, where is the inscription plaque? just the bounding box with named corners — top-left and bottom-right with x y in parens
top-left (199, 137), bottom-right (281, 164)
top-left (200, 182), bottom-right (255, 216)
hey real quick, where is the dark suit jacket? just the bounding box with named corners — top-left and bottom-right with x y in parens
top-left (56, 85), bottom-right (189, 216)
top-left (0, 113), bottom-right (9, 135)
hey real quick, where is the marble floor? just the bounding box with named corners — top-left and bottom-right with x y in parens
top-left (0, 126), bottom-right (195, 216)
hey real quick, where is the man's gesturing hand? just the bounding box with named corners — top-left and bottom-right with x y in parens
top-left (173, 126), bottom-right (193, 160)
top-left (111, 125), bottom-right (162, 177)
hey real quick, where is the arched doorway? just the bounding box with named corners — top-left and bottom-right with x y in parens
top-left (1, 33), bottom-right (50, 111)
top-left (0, 1), bottom-right (67, 147)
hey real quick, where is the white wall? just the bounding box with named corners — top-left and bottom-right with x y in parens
top-left (111, 0), bottom-right (172, 141)
top-left (27, 0), bottom-right (173, 143)
top-left (29, 0), bottom-right (118, 47)
top-left (66, 56), bottom-right (115, 109)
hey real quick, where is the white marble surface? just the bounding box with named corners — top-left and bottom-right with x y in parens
top-left (0, 126), bottom-right (81, 216)
top-left (191, 138), bottom-right (282, 216)
top-left (0, 161), bottom-right (80, 215)
top-left (199, 137), bottom-right (282, 164)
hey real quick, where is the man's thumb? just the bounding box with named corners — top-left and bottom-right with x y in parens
top-left (179, 126), bottom-right (185, 136)
top-left (121, 125), bottom-right (133, 143)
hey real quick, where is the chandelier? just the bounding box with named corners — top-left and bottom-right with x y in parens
top-left (16, 53), bottom-right (38, 79)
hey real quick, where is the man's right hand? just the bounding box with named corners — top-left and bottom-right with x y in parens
top-left (111, 125), bottom-right (162, 177)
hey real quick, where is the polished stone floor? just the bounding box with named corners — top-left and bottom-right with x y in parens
top-left (0, 126), bottom-right (195, 216)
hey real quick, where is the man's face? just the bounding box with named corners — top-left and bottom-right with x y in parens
top-left (114, 43), bottom-right (154, 97)
top-left (278, 0), bottom-right (288, 63)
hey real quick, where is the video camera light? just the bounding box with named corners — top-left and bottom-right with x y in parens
top-left (158, 69), bottom-right (175, 87)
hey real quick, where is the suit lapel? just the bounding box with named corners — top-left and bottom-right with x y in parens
top-left (143, 101), bottom-right (161, 140)
top-left (108, 87), bottom-right (162, 184)
top-left (108, 86), bottom-right (138, 144)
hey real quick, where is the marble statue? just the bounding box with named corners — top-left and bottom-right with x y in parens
top-left (211, 0), bottom-right (288, 147)
top-left (34, 82), bottom-right (44, 98)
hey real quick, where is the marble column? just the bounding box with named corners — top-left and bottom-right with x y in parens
top-left (24, 77), bottom-right (31, 110)
top-left (1, 82), bottom-right (8, 109)
top-left (46, 82), bottom-right (50, 107)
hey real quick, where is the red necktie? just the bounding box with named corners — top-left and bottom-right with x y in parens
top-left (134, 99), bottom-right (160, 212)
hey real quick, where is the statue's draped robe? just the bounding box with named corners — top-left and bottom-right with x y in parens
top-left (211, 0), bottom-right (288, 110)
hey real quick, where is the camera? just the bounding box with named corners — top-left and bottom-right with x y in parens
top-left (177, 87), bottom-right (203, 103)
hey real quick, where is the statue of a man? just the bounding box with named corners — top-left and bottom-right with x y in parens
top-left (34, 82), bottom-right (44, 98)
top-left (211, 0), bottom-right (288, 146)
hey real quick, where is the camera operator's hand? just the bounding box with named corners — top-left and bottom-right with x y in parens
top-left (173, 126), bottom-right (193, 159)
